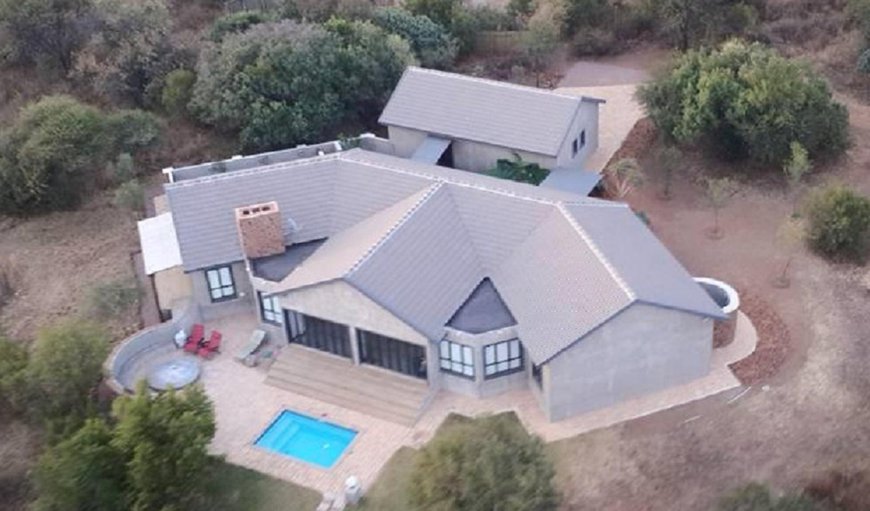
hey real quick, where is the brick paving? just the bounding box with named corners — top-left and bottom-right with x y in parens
top-left (198, 312), bottom-right (757, 502)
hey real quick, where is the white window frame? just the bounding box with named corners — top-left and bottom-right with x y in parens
top-left (205, 265), bottom-right (236, 302)
top-left (483, 339), bottom-right (523, 379)
top-left (439, 339), bottom-right (474, 378)
top-left (259, 292), bottom-right (283, 325)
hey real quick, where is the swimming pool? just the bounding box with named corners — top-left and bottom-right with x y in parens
top-left (255, 410), bottom-right (357, 469)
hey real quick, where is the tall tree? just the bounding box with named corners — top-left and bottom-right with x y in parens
top-left (0, 0), bottom-right (94, 71)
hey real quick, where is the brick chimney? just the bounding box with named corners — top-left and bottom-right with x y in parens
top-left (235, 201), bottom-right (285, 259)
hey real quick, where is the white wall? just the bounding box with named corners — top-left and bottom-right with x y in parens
top-left (544, 303), bottom-right (713, 421)
top-left (189, 261), bottom-right (254, 321)
top-left (554, 101), bottom-right (599, 169)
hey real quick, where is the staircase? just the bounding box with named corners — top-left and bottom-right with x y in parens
top-left (265, 345), bottom-right (430, 426)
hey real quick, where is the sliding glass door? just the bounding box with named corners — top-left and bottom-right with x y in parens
top-left (357, 329), bottom-right (427, 379)
top-left (284, 310), bottom-right (351, 359)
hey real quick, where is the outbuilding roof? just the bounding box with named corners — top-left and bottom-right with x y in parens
top-left (165, 149), bottom-right (723, 363)
top-left (379, 67), bottom-right (603, 157)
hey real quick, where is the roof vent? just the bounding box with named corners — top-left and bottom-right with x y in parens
top-left (235, 201), bottom-right (285, 259)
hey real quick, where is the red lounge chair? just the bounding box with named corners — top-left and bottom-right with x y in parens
top-left (198, 331), bottom-right (222, 359)
top-left (183, 324), bottom-right (205, 353)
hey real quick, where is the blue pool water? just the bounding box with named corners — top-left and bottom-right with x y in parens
top-left (255, 410), bottom-right (357, 468)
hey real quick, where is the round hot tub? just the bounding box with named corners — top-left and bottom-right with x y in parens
top-left (694, 277), bottom-right (740, 348)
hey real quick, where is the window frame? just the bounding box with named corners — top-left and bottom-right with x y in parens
top-left (258, 291), bottom-right (283, 325)
top-left (439, 339), bottom-right (475, 379)
top-left (204, 265), bottom-right (237, 303)
top-left (571, 138), bottom-right (579, 156)
top-left (580, 129), bottom-right (586, 148)
top-left (483, 339), bottom-right (523, 379)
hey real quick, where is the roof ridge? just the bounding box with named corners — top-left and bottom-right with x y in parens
top-left (346, 182), bottom-right (444, 275)
top-left (406, 67), bottom-right (585, 103)
top-left (556, 203), bottom-right (636, 301)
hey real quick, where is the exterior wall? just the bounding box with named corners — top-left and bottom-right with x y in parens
top-left (554, 101), bottom-right (600, 169)
top-left (544, 303), bottom-right (713, 421)
top-left (189, 261), bottom-right (254, 321)
top-left (436, 326), bottom-right (529, 398)
top-left (276, 280), bottom-right (429, 346)
top-left (387, 125), bottom-right (556, 173)
top-left (154, 266), bottom-right (192, 312)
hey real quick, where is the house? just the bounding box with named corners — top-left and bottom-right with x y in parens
top-left (140, 147), bottom-right (725, 422)
top-left (380, 67), bottom-right (604, 194)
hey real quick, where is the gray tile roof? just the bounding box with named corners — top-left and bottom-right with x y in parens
top-left (447, 278), bottom-right (517, 334)
top-left (165, 148), bottom-right (723, 363)
top-left (379, 67), bottom-right (592, 157)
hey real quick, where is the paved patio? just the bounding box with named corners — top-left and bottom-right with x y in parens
top-left (198, 312), bottom-right (757, 502)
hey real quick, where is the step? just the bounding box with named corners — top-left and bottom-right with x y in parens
top-left (269, 361), bottom-right (428, 403)
top-left (276, 346), bottom-right (428, 391)
top-left (265, 372), bottom-right (421, 426)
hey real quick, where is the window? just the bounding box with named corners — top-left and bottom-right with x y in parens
top-left (259, 292), bottom-right (283, 325)
top-left (571, 138), bottom-right (579, 156)
top-left (580, 130), bottom-right (586, 148)
top-left (532, 363), bottom-right (543, 389)
top-left (439, 340), bottom-right (474, 378)
top-left (484, 339), bottom-right (523, 378)
top-left (205, 266), bottom-right (236, 302)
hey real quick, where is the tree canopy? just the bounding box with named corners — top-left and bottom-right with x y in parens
top-left (639, 40), bottom-right (849, 169)
top-left (190, 19), bottom-right (415, 151)
top-left (372, 7), bottom-right (457, 69)
top-left (410, 414), bottom-right (558, 511)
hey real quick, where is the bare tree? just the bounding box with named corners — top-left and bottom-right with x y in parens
top-left (704, 177), bottom-right (739, 239)
top-left (774, 216), bottom-right (804, 288)
top-left (783, 141), bottom-right (811, 216)
top-left (604, 158), bottom-right (644, 201)
top-left (658, 145), bottom-right (683, 200)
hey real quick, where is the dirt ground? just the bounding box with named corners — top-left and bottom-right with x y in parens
top-left (548, 52), bottom-right (870, 510)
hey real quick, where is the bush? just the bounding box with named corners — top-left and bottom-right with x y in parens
top-left (0, 96), bottom-right (110, 215)
top-left (804, 185), bottom-right (870, 261)
top-left (410, 414), bottom-right (558, 511)
top-left (562, 0), bottom-right (612, 35)
top-left (191, 19), bottom-right (414, 151)
top-left (571, 27), bottom-right (617, 56)
top-left (161, 69), bottom-right (196, 115)
top-left (372, 7), bottom-right (457, 69)
top-left (0, 0), bottom-right (94, 71)
top-left (87, 278), bottom-right (140, 318)
top-left (26, 321), bottom-right (110, 439)
top-left (404, 0), bottom-right (458, 28)
top-left (638, 41), bottom-right (850, 168)
top-left (718, 482), bottom-right (820, 511)
top-left (106, 109), bottom-right (162, 154)
top-left (209, 10), bottom-right (275, 41)
top-left (489, 154), bottom-right (550, 185)
top-left (858, 48), bottom-right (870, 74)
top-left (0, 256), bottom-right (20, 308)
top-left (0, 337), bottom-right (28, 415)
top-left (73, 0), bottom-right (175, 104)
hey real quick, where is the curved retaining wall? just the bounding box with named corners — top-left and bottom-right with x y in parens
top-left (694, 277), bottom-right (741, 349)
top-left (104, 300), bottom-right (202, 394)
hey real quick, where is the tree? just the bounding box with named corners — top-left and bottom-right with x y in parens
top-left (372, 7), bottom-right (457, 69)
top-left (191, 20), bottom-right (415, 151)
top-left (562, 0), bottom-right (612, 36)
top-left (523, 3), bottom-right (561, 86)
top-left (26, 321), bottom-right (109, 439)
top-left (604, 157), bottom-right (644, 200)
top-left (489, 154), bottom-right (550, 185)
top-left (638, 41), bottom-right (850, 169)
top-left (161, 69), bottom-right (197, 115)
top-left (659, 0), bottom-right (760, 51)
top-left (112, 384), bottom-right (216, 511)
top-left (783, 142), bottom-right (811, 216)
top-left (0, 96), bottom-right (109, 215)
top-left (804, 185), bottom-right (870, 262)
top-left (774, 217), bottom-right (804, 288)
top-left (410, 414), bottom-right (558, 511)
top-left (403, 0), bottom-right (459, 28)
top-left (32, 419), bottom-right (127, 511)
top-left (209, 10), bottom-right (275, 42)
top-left (73, 0), bottom-right (175, 104)
top-left (0, 0), bottom-right (94, 71)
top-left (704, 177), bottom-right (739, 239)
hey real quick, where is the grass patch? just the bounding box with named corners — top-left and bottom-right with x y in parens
top-left (199, 460), bottom-right (322, 511)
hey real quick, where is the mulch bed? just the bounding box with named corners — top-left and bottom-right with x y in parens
top-left (729, 291), bottom-right (792, 385)
top-left (604, 117), bottom-right (658, 168)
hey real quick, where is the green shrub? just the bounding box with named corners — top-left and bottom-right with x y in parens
top-left (718, 482), bottom-right (819, 511)
top-left (0, 96), bottom-right (110, 215)
top-left (112, 179), bottom-right (146, 217)
top-left (403, 0), bottom-right (458, 28)
top-left (805, 185), bottom-right (870, 261)
top-left (638, 40), bottom-right (849, 168)
top-left (372, 7), bottom-right (457, 69)
top-left (0, 337), bottom-right (28, 415)
top-left (161, 69), bottom-right (197, 114)
top-left (209, 10), bottom-right (275, 41)
top-left (571, 27), bottom-right (617, 56)
top-left (109, 152), bottom-right (136, 183)
top-left (191, 19), bottom-right (414, 151)
top-left (563, 0), bottom-right (612, 35)
top-left (105, 109), bottom-right (162, 154)
top-left (410, 414), bottom-right (558, 511)
top-left (0, 0), bottom-right (94, 71)
top-left (26, 321), bottom-right (110, 439)
top-left (489, 154), bottom-right (550, 185)
top-left (858, 48), bottom-right (870, 74)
